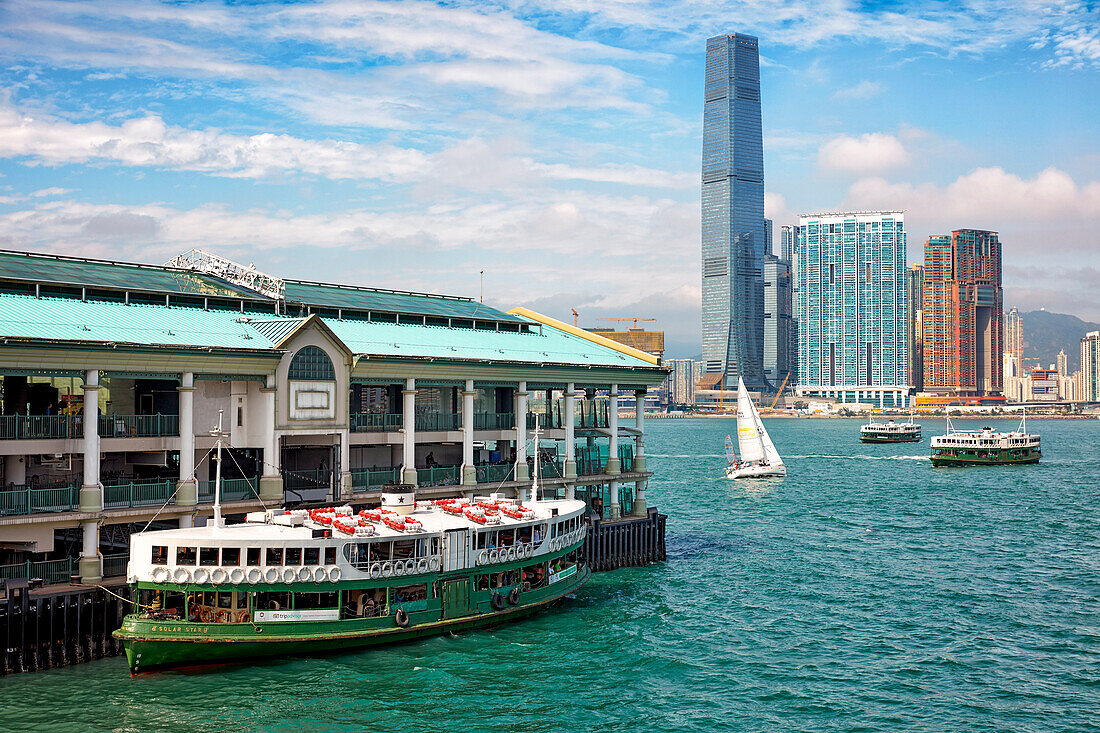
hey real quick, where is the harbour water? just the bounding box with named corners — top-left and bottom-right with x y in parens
top-left (3, 417), bottom-right (1099, 732)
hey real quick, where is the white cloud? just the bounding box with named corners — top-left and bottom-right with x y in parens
top-left (832, 81), bottom-right (883, 100)
top-left (817, 133), bottom-right (910, 173)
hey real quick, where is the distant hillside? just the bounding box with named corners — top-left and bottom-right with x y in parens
top-left (1020, 310), bottom-right (1100, 373)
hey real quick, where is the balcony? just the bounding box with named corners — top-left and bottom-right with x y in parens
top-left (0, 482), bottom-right (79, 516)
top-left (351, 466), bottom-right (399, 491)
top-left (350, 413), bottom-right (402, 433)
top-left (475, 463), bottom-right (513, 484)
top-left (98, 414), bottom-right (179, 438)
top-left (197, 477), bottom-right (259, 503)
top-left (102, 479), bottom-right (174, 509)
top-left (0, 552), bottom-right (128, 586)
top-left (416, 465), bottom-right (460, 487)
top-left (414, 412), bottom-right (461, 432)
top-left (473, 412), bottom-right (514, 430)
top-left (0, 414), bottom-right (81, 440)
top-left (576, 444), bottom-right (634, 476)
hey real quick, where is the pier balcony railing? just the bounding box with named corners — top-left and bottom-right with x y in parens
top-left (282, 469), bottom-right (333, 495)
top-left (415, 412), bottom-right (462, 432)
top-left (197, 477), bottom-right (259, 503)
top-left (98, 413), bottom-right (179, 438)
top-left (417, 465), bottom-right (461, 487)
top-left (102, 552), bottom-right (129, 579)
top-left (475, 463), bottom-right (514, 484)
top-left (350, 412), bottom-right (403, 433)
top-left (0, 414), bottom-right (82, 440)
top-left (0, 482), bottom-right (80, 516)
top-left (0, 556), bottom-right (77, 585)
top-left (526, 405), bottom-right (564, 429)
top-left (102, 479), bottom-right (174, 509)
top-left (473, 412), bottom-right (514, 430)
top-left (576, 445), bottom-right (634, 476)
top-left (351, 466), bottom-right (399, 491)
top-left (576, 484), bottom-right (635, 519)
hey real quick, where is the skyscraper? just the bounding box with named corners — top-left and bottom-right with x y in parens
top-left (701, 32), bottom-right (766, 390)
top-left (1005, 307), bottom-right (1023, 366)
top-left (1081, 332), bottom-right (1100, 402)
top-left (779, 224), bottom-right (798, 264)
top-left (922, 229), bottom-right (1004, 395)
top-left (907, 264), bottom-right (924, 392)
top-left (795, 211), bottom-right (909, 408)
top-left (763, 218), bottom-right (773, 256)
top-left (763, 254), bottom-right (794, 386)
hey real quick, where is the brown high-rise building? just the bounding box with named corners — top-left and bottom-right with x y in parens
top-left (922, 229), bottom-right (1003, 395)
top-left (906, 264), bottom-right (924, 392)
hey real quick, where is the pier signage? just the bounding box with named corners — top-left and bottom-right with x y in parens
top-left (253, 609), bottom-right (340, 622)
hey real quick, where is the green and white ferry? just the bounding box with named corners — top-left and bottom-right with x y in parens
top-left (115, 488), bottom-right (589, 674)
top-left (860, 415), bottom-right (921, 443)
top-left (929, 412), bottom-right (1041, 466)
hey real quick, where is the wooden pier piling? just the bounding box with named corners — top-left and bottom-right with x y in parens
top-left (583, 507), bottom-right (667, 572)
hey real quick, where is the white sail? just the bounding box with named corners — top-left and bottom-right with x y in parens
top-left (735, 377), bottom-right (766, 463)
top-left (756, 407), bottom-right (783, 466)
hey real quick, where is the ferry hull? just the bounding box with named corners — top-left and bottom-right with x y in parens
top-left (930, 451), bottom-right (1040, 467)
top-left (860, 432), bottom-right (920, 444)
top-left (117, 567), bottom-right (589, 675)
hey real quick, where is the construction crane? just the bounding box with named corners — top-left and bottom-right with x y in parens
top-left (595, 317), bottom-right (657, 329)
top-left (769, 373), bottom-right (790, 410)
top-left (571, 309), bottom-right (579, 327)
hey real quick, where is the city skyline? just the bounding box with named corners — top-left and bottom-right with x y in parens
top-left (0, 1), bottom-right (1096, 358)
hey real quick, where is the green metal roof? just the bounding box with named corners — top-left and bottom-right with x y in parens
top-left (0, 294), bottom-right (275, 350)
top-left (0, 250), bottom-right (258, 299)
top-left (284, 280), bottom-right (523, 323)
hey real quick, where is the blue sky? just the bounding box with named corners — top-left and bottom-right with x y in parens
top-left (0, 0), bottom-right (1097, 357)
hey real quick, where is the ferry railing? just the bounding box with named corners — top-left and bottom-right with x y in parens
top-left (102, 479), bottom-right (174, 509)
top-left (0, 414), bottom-right (82, 440)
top-left (349, 413), bottom-right (403, 433)
top-left (0, 557), bottom-right (75, 585)
top-left (98, 413), bottom-right (179, 438)
top-left (475, 463), bottom-right (513, 484)
top-left (0, 483), bottom-right (80, 516)
top-left (414, 412), bottom-right (461, 432)
top-left (417, 465), bottom-right (460, 487)
top-left (197, 477), bottom-right (258, 503)
top-left (351, 467), bottom-right (399, 491)
top-left (473, 413), bottom-right (514, 430)
top-left (102, 553), bottom-right (129, 579)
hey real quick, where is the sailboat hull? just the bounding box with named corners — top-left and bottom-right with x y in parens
top-left (726, 463), bottom-right (786, 479)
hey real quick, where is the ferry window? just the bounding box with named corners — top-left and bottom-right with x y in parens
top-left (222, 548), bottom-right (241, 566)
top-left (254, 591), bottom-right (290, 610)
top-left (151, 545), bottom-right (168, 565)
top-left (304, 547), bottom-right (320, 565)
top-left (247, 548), bottom-right (261, 566)
top-left (394, 540), bottom-right (415, 559)
top-left (199, 547), bottom-right (219, 566)
top-left (176, 546), bottom-right (196, 565)
top-left (139, 589), bottom-right (184, 620)
top-left (477, 574), bottom-right (490, 591)
top-left (217, 592), bottom-right (233, 609)
top-left (534, 524), bottom-right (547, 543)
top-left (429, 538), bottom-right (440, 556)
top-left (475, 531), bottom-right (489, 550)
top-left (500, 529), bottom-right (515, 546)
top-left (286, 547), bottom-right (302, 565)
top-left (325, 547), bottom-right (336, 565)
top-left (373, 542), bottom-right (393, 561)
top-left (517, 526), bottom-right (532, 543)
top-left (266, 548), bottom-right (284, 566)
top-left (294, 591), bottom-right (338, 609)
top-left (392, 584), bottom-right (428, 604)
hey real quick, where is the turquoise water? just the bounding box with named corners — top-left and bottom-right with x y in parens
top-left (3, 417), bottom-right (1099, 732)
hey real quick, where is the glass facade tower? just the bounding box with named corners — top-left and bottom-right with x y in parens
top-left (701, 33), bottom-right (766, 390)
top-left (796, 211), bottom-right (909, 408)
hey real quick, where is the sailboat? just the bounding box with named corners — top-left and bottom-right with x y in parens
top-left (725, 377), bottom-right (786, 479)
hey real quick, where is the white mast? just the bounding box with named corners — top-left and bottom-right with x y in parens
top-left (211, 410), bottom-right (225, 529)
top-left (530, 414), bottom-right (540, 504)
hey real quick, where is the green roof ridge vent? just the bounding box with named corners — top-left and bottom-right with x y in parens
top-left (166, 249), bottom-right (285, 302)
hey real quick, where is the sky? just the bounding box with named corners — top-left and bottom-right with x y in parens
top-left (0, 0), bottom-right (1097, 358)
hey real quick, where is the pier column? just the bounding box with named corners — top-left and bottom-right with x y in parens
top-left (258, 374), bottom-right (283, 502)
top-left (176, 372), bottom-right (197, 522)
top-left (461, 380), bottom-right (476, 486)
top-left (514, 382), bottom-right (529, 483)
top-left (401, 378), bottom-right (418, 486)
top-left (564, 382), bottom-right (576, 499)
top-left (633, 389), bottom-right (647, 516)
top-left (609, 481), bottom-right (621, 520)
top-left (79, 370), bottom-right (101, 514)
top-left (339, 430), bottom-right (352, 500)
top-left (79, 520), bottom-right (101, 585)
top-left (606, 384), bottom-right (620, 476)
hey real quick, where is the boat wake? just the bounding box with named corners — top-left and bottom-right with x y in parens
top-left (787, 454), bottom-right (929, 461)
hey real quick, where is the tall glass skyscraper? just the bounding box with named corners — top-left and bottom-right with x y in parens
top-left (796, 211), bottom-right (909, 408)
top-left (701, 32), bottom-right (766, 390)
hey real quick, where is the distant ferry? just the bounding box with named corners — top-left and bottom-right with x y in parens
top-left (929, 412), bottom-right (1040, 466)
top-left (860, 415), bottom-right (921, 443)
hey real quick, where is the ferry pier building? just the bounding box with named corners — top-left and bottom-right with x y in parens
top-left (0, 250), bottom-right (668, 585)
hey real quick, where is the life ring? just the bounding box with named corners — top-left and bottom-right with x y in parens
top-left (229, 568), bottom-right (245, 584)
top-left (200, 608), bottom-right (215, 623)
top-left (312, 567), bottom-right (327, 582)
top-left (417, 559), bottom-right (429, 574)
top-left (489, 549), bottom-right (499, 563)
top-left (428, 557), bottom-right (441, 572)
top-left (507, 587), bottom-right (520, 606)
top-left (215, 609), bottom-right (230, 623)
top-left (370, 563), bottom-right (382, 579)
top-left (509, 547), bottom-right (518, 561)
top-left (382, 561), bottom-right (394, 577)
top-left (234, 610), bottom-right (250, 623)
top-left (476, 550), bottom-right (487, 566)
top-left (282, 568), bottom-right (296, 583)
top-left (524, 543), bottom-right (533, 558)
top-left (491, 592), bottom-right (505, 611)
top-left (193, 567), bottom-right (210, 584)
top-left (297, 567), bottom-right (312, 582)
top-left (246, 568), bottom-right (262, 584)
top-left (211, 568), bottom-right (229, 585)
top-left (152, 566), bottom-right (170, 583)
top-left (327, 566), bottom-right (342, 582)
top-left (403, 559), bottom-right (416, 575)
top-left (395, 608), bottom-right (410, 628)
top-left (264, 568), bottom-right (280, 583)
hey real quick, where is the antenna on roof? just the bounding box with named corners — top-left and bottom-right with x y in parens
top-left (166, 249), bottom-right (285, 303)
top-left (479, 270), bottom-right (484, 304)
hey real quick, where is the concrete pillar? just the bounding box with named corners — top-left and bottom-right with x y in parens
top-left (339, 430), bottom-right (352, 500)
top-left (606, 384), bottom-right (620, 476)
top-left (258, 374), bottom-right (283, 503)
top-left (79, 369), bottom-right (101, 514)
top-left (634, 389), bottom-right (647, 516)
top-left (564, 382), bottom-right (576, 480)
top-left (514, 382), bottom-right (528, 482)
top-left (176, 372), bottom-right (197, 509)
top-left (79, 519), bottom-right (101, 585)
top-left (608, 480), bottom-right (621, 520)
top-left (401, 378), bottom-right (418, 486)
top-left (461, 379), bottom-right (476, 486)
